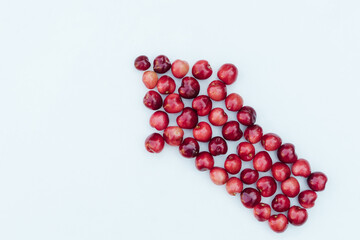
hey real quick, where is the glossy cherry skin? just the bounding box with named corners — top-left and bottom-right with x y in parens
top-left (207, 80), bottom-right (227, 101)
top-left (241, 188), bottom-right (261, 208)
top-left (244, 125), bottom-right (263, 144)
top-left (153, 55), bottom-right (171, 73)
top-left (240, 168), bottom-right (259, 184)
top-left (210, 167), bottom-right (228, 185)
top-left (307, 172), bottom-right (328, 191)
top-left (225, 93), bottom-right (243, 111)
top-left (253, 151), bottom-right (272, 172)
top-left (142, 71), bottom-right (158, 89)
top-left (179, 137), bottom-right (199, 158)
top-left (163, 93), bottom-right (184, 113)
top-left (193, 122), bottom-right (212, 142)
top-left (163, 126), bottom-right (184, 146)
top-left (277, 143), bottom-right (298, 163)
top-left (208, 108), bottom-right (228, 126)
top-left (256, 176), bottom-right (277, 197)
top-left (237, 106), bottom-right (256, 126)
top-left (178, 77), bottom-right (200, 99)
top-left (237, 142), bottom-right (255, 161)
top-left (217, 63), bottom-right (238, 85)
top-left (157, 75), bottom-right (176, 94)
top-left (149, 111), bottom-right (169, 130)
top-left (281, 177), bottom-right (300, 198)
top-left (143, 90), bottom-right (163, 110)
top-left (208, 137), bottom-right (228, 156)
top-left (222, 121), bottom-right (243, 141)
top-left (192, 95), bottom-right (212, 116)
top-left (272, 194), bottom-right (291, 212)
top-left (195, 152), bottom-right (214, 171)
top-left (134, 55), bottom-right (151, 71)
top-left (253, 203), bottom-right (271, 222)
top-left (298, 190), bottom-right (317, 208)
top-left (288, 206), bottom-right (308, 226)
top-left (171, 59), bottom-right (189, 78)
top-left (261, 133), bottom-right (282, 151)
top-left (271, 162), bottom-right (291, 182)
top-left (192, 60), bottom-right (212, 79)
top-left (226, 177), bottom-right (243, 195)
top-left (292, 159), bottom-right (311, 177)
top-left (268, 214), bottom-right (288, 233)
top-left (176, 107), bottom-right (198, 129)
top-left (224, 154), bottom-right (242, 174)
top-left (145, 133), bottom-right (165, 153)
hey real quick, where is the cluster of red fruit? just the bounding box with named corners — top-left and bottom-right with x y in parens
top-left (135, 55), bottom-right (327, 233)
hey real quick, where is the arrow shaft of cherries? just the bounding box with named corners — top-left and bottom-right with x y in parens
top-left (135, 55), bottom-right (328, 233)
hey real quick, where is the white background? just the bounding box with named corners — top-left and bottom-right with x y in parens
top-left (0, 0), bottom-right (359, 239)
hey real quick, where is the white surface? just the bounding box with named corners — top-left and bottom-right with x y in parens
top-left (0, 0), bottom-right (359, 239)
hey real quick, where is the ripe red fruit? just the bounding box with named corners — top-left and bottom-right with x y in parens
top-left (176, 107), bottom-right (198, 129)
top-left (171, 59), bottom-right (189, 78)
top-left (195, 152), bottom-right (214, 171)
top-left (222, 121), bottom-right (243, 141)
top-left (240, 188), bottom-right (261, 208)
top-left (208, 108), bottom-right (228, 126)
top-left (226, 177), bottom-right (243, 195)
top-left (298, 190), bottom-right (317, 208)
top-left (224, 154), bottom-right (242, 174)
top-left (217, 63), bottom-right (238, 85)
top-left (208, 137), bottom-right (228, 156)
top-left (268, 214), bottom-right (288, 233)
top-left (210, 167), bottom-right (228, 185)
top-left (145, 133), bottom-right (165, 153)
top-left (179, 137), bottom-right (199, 158)
top-left (288, 206), bottom-right (308, 226)
top-left (192, 95), bottom-right (213, 116)
top-left (237, 106), bottom-right (256, 126)
top-left (149, 111), bottom-right (169, 130)
top-left (134, 55), bottom-right (151, 71)
top-left (271, 162), bottom-right (291, 182)
top-left (163, 93), bottom-right (184, 113)
top-left (292, 159), bottom-right (311, 177)
top-left (240, 168), bottom-right (259, 184)
top-left (244, 125), bottom-right (263, 144)
top-left (178, 77), bottom-right (200, 99)
top-left (277, 143), bottom-right (298, 163)
top-left (281, 177), bottom-right (300, 198)
top-left (261, 133), bottom-right (282, 151)
top-left (272, 194), bottom-right (290, 212)
top-left (253, 151), bottom-right (272, 172)
top-left (225, 93), bottom-right (243, 111)
top-left (157, 75), bottom-right (176, 94)
top-left (256, 176), bottom-right (277, 197)
top-left (253, 203), bottom-right (271, 222)
top-left (143, 90), bottom-right (163, 110)
top-left (192, 60), bottom-right (212, 79)
top-left (153, 55), bottom-right (171, 73)
top-left (237, 142), bottom-right (255, 161)
top-left (193, 122), bottom-right (212, 142)
top-left (163, 126), bottom-right (184, 146)
top-left (307, 172), bottom-right (328, 191)
top-left (142, 71), bottom-right (158, 89)
top-left (207, 80), bottom-right (227, 101)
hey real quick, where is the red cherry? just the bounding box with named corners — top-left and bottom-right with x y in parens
top-left (134, 55), bottom-right (151, 71)
top-left (192, 60), bottom-right (212, 79)
top-left (222, 121), bottom-right (243, 141)
top-left (307, 172), bottom-right (327, 191)
top-left (143, 90), bottom-right (163, 110)
top-left (176, 107), bottom-right (198, 129)
top-left (240, 188), bottom-right (261, 208)
top-left (244, 125), bottom-right (263, 144)
top-left (193, 122), bottom-right (212, 142)
top-left (298, 190), bottom-right (317, 208)
top-left (163, 126), bottom-right (184, 146)
top-left (178, 77), bottom-right (200, 99)
top-left (209, 167), bottom-right (228, 185)
top-left (281, 177), bottom-right (300, 198)
top-left (292, 159), bottom-right (311, 177)
top-left (271, 162), bottom-right (291, 182)
top-left (208, 108), bottom-right (228, 126)
top-left (195, 152), bottom-right (214, 171)
top-left (256, 176), bottom-right (277, 197)
top-left (237, 106), bottom-right (256, 126)
top-left (277, 143), bottom-right (298, 163)
top-left (237, 142), bottom-right (255, 161)
top-left (225, 93), bottom-right (243, 111)
top-left (153, 55), bottom-right (171, 73)
top-left (224, 154), bottom-right (242, 174)
top-left (171, 59), bottom-right (189, 78)
top-left (217, 63), bottom-right (238, 85)
top-left (253, 203), bottom-right (271, 222)
top-left (192, 95), bottom-right (212, 116)
top-left (179, 137), bottom-right (199, 158)
top-left (253, 151), bottom-right (272, 172)
top-left (288, 206), bottom-right (308, 226)
top-left (208, 137), bottom-right (228, 156)
top-left (149, 111), bottom-right (169, 130)
top-left (207, 80), bottom-right (227, 101)
top-left (157, 75), bottom-right (176, 94)
top-left (240, 168), bottom-right (259, 185)
top-left (261, 133), bottom-right (282, 151)
top-left (272, 194), bottom-right (290, 212)
top-left (163, 93), bottom-right (184, 113)
top-left (145, 133), bottom-right (165, 153)
top-left (226, 177), bottom-right (243, 195)
top-left (268, 214), bottom-right (288, 233)
top-left (142, 71), bottom-right (158, 89)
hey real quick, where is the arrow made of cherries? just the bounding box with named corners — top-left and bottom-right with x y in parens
top-left (135, 55), bottom-right (327, 233)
